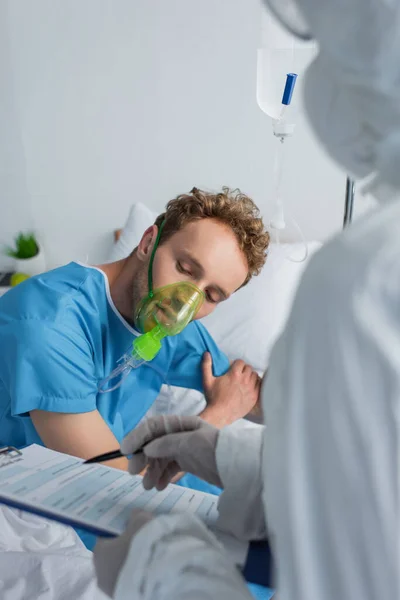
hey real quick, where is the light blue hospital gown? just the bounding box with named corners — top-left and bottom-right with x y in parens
top-left (0, 262), bottom-right (229, 446)
top-left (0, 263), bottom-right (228, 535)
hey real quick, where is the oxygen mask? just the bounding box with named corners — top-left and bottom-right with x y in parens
top-left (98, 220), bottom-right (204, 393)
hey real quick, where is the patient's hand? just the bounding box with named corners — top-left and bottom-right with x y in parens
top-left (200, 353), bottom-right (261, 428)
top-left (245, 371), bottom-right (265, 424)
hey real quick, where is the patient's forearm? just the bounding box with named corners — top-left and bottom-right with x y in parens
top-left (199, 406), bottom-right (231, 429)
top-left (171, 472), bottom-right (185, 484)
top-left (200, 400), bottom-right (263, 428)
top-left (30, 409), bottom-right (130, 471)
top-left (101, 456), bottom-right (129, 470)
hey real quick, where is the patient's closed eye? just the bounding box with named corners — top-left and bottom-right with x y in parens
top-left (205, 291), bottom-right (219, 304)
top-left (176, 261), bottom-right (192, 276)
top-left (206, 286), bottom-right (227, 303)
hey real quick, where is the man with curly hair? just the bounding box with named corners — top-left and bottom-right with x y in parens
top-left (0, 187), bottom-right (269, 480)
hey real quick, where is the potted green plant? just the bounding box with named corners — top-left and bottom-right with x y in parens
top-left (5, 232), bottom-right (46, 277)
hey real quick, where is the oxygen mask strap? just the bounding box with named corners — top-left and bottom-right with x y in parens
top-left (147, 219), bottom-right (166, 299)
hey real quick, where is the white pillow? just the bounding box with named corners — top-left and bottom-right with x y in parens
top-left (109, 203), bottom-right (321, 415)
top-left (108, 202), bottom-right (157, 262)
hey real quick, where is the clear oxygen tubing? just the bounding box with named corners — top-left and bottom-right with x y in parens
top-left (98, 347), bottom-right (173, 411)
top-left (98, 350), bottom-right (144, 394)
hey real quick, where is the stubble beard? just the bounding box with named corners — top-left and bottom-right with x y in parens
top-left (131, 262), bottom-right (148, 327)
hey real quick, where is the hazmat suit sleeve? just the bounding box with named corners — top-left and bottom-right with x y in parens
top-left (112, 422), bottom-right (266, 600)
top-left (216, 422), bottom-right (267, 541)
top-left (113, 513), bottom-right (254, 600)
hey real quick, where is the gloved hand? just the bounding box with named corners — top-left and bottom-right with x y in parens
top-left (93, 508), bottom-right (153, 598)
top-left (121, 415), bottom-right (221, 490)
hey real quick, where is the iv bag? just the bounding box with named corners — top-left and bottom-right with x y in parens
top-left (257, 7), bottom-right (315, 120)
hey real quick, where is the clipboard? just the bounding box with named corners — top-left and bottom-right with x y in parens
top-left (0, 444), bottom-right (247, 558)
top-left (0, 444), bottom-right (273, 591)
top-left (0, 446), bottom-right (23, 467)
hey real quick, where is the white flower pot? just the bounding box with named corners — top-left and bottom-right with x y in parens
top-left (15, 247), bottom-right (46, 277)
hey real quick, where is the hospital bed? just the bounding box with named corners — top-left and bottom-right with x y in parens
top-left (0, 202), bottom-right (321, 599)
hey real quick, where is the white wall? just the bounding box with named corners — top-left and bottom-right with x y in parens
top-left (0, 0), bottom-right (375, 270)
top-left (0, 1), bottom-right (35, 270)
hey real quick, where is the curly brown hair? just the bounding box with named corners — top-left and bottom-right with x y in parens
top-left (155, 187), bottom-right (269, 286)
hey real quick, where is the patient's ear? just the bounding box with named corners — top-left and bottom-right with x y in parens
top-left (137, 225), bottom-right (158, 262)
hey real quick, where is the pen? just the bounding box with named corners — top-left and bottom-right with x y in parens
top-left (84, 448), bottom-right (142, 465)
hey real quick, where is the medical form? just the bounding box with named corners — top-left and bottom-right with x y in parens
top-left (0, 445), bottom-right (247, 564)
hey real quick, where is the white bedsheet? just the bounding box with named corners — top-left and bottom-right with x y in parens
top-left (0, 505), bottom-right (107, 600)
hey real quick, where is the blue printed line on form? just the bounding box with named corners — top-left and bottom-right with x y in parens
top-left (83, 479), bottom-right (141, 521)
top-left (195, 497), bottom-right (215, 521)
top-left (108, 488), bottom-right (158, 532)
top-left (0, 465), bottom-right (27, 484)
top-left (153, 488), bottom-right (184, 515)
top-left (42, 468), bottom-right (124, 511)
top-left (5, 459), bottom-right (78, 496)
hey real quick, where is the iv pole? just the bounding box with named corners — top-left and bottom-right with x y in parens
top-left (343, 177), bottom-right (355, 228)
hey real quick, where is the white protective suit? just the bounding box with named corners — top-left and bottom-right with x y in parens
top-left (102, 0), bottom-right (400, 598)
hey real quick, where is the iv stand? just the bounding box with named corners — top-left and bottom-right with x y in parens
top-left (343, 177), bottom-right (355, 228)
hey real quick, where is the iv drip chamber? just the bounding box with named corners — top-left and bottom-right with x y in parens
top-left (257, 7), bottom-right (315, 120)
